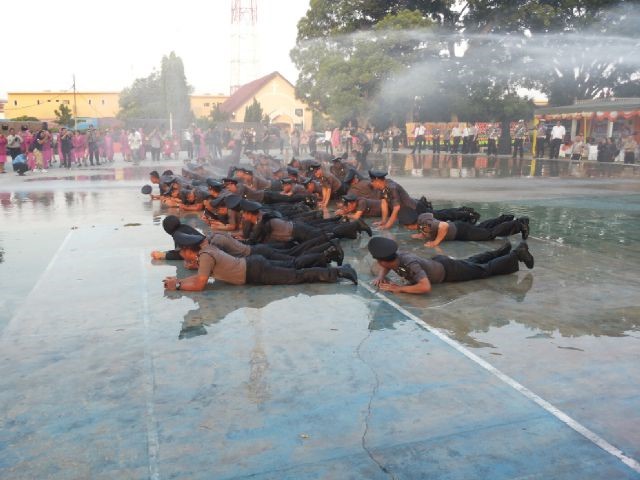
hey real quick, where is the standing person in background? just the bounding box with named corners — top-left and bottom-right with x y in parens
top-left (451, 124), bottom-right (461, 153)
top-left (323, 128), bottom-right (332, 155)
top-left (535, 122), bottom-right (547, 158)
top-left (331, 127), bottom-right (341, 154)
top-left (443, 127), bottom-right (451, 152)
top-left (432, 126), bottom-right (441, 154)
top-left (183, 127), bottom-right (194, 159)
top-left (300, 130), bottom-right (309, 155)
top-left (411, 123), bottom-right (426, 154)
top-left (487, 124), bottom-right (500, 156)
top-left (0, 128), bottom-right (7, 174)
top-left (59, 127), bottom-right (73, 169)
top-left (119, 129), bottom-right (131, 162)
top-left (128, 129), bottom-right (140, 161)
top-left (149, 128), bottom-right (162, 162)
top-left (470, 123), bottom-right (479, 153)
top-left (86, 125), bottom-right (100, 166)
top-left (308, 130), bottom-right (317, 155)
top-left (32, 122), bottom-right (50, 172)
top-left (73, 130), bottom-right (84, 165)
top-left (6, 128), bottom-right (22, 161)
top-left (291, 128), bottom-right (301, 156)
top-left (138, 128), bottom-right (147, 161)
top-left (20, 126), bottom-right (33, 155)
top-left (622, 135), bottom-right (637, 164)
top-left (103, 129), bottom-right (114, 163)
top-left (512, 120), bottom-right (527, 160)
top-left (549, 121), bottom-right (566, 160)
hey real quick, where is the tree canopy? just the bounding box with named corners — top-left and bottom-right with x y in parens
top-left (119, 52), bottom-right (193, 129)
top-left (244, 98), bottom-right (264, 122)
top-left (54, 104), bottom-right (74, 128)
top-left (291, 0), bottom-right (640, 128)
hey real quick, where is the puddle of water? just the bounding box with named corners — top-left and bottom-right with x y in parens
top-left (366, 152), bottom-right (640, 179)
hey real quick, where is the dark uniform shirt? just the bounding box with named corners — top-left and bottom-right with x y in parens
top-left (267, 218), bottom-right (294, 242)
top-left (318, 171), bottom-right (342, 194)
top-left (208, 232), bottom-right (251, 257)
top-left (417, 213), bottom-right (457, 241)
top-left (394, 251), bottom-right (446, 285)
top-left (356, 198), bottom-right (382, 217)
top-left (330, 162), bottom-right (349, 181)
top-left (246, 175), bottom-right (271, 191)
top-left (383, 179), bottom-right (416, 209)
top-left (198, 246), bottom-right (247, 285)
top-left (347, 180), bottom-right (380, 200)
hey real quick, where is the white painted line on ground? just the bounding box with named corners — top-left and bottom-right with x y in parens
top-left (360, 282), bottom-right (640, 474)
top-left (2, 230), bottom-right (73, 336)
top-left (139, 253), bottom-right (160, 480)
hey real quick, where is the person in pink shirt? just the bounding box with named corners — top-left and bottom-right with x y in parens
top-left (21, 128), bottom-right (33, 154)
top-left (119, 129), bottom-right (131, 161)
top-left (103, 129), bottom-right (114, 163)
top-left (73, 131), bottom-right (85, 166)
top-left (331, 127), bottom-right (341, 153)
top-left (0, 130), bottom-right (7, 174)
top-left (42, 132), bottom-right (53, 169)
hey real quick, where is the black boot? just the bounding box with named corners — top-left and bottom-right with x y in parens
top-left (337, 264), bottom-right (358, 284)
top-left (356, 218), bottom-right (372, 237)
top-left (322, 240), bottom-right (344, 266)
top-left (514, 241), bottom-right (534, 269)
top-left (518, 217), bottom-right (530, 240)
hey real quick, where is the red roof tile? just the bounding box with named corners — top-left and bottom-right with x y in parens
top-left (220, 72), bottom-right (292, 114)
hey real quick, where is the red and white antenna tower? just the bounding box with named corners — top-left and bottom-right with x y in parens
top-left (230, 0), bottom-right (258, 95)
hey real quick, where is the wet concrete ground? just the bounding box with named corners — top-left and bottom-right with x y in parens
top-left (1, 154), bottom-right (639, 479)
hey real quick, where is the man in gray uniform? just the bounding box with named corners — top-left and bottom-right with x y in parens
top-left (398, 208), bottom-right (529, 247)
top-left (154, 215), bottom-right (344, 266)
top-left (367, 237), bottom-right (534, 294)
top-left (344, 169), bottom-right (381, 200)
top-left (162, 230), bottom-right (357, 291)
top-left (335, 193), bottom-right (382, 219)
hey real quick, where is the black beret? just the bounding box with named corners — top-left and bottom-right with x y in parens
top-left (397, 206), bottom-right (419, 225)
top-left (287, 166), bottom-right (299, 176)
top-left (239, 167), bottom-right (253, 175)
top-left (212, 193), bottom-right (241, 208)
top-left (162, 215), bottom-right (181, 234)
top-left (307, 162), bottom-right (322, 171)
top-left (173, 230), bottom-right (206, 247)
top-left (343, 169), bottom-right (360, 184)
top-left (367, 237), bottom-right (398, 260)
top-left (206, 178), bottom-right (223, 190)
top-left (332, 157), bottom-right (343, 162)
top-left (342, 193), bottom-right (358, 203)
top-left (301, 178), bottom-right (314, 186)
top-left (240, 199), bottom-right (262, 213)
top-left (141, 185), bottom-right (153, 194)
top-left (281, 178), bottom-right (293, 184)
top-left (225, 194), bottom-right (243, 210)
top-left (369, 170), bottom-right (388, 179)
top-left (222, 177), bottom-right (238, 185)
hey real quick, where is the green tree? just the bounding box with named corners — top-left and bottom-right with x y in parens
top-left (244, 98), bottom-right (264, 122)
top-left (118, 52), bottom-right (193, 129)
top-left (11, 115), bottom-right (39, 121)
top-left (54, 104), bottom-right (74, 127)
top-left (291, 8), bottom-right (435, 126)
top-left (161, 52), bottom-right (193, 129)
top-left (210, 104), bottom-right (231, 122)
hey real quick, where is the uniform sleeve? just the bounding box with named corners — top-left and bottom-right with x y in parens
top-left (197, 252), bottom-right (216, 277)
top-left (356, 198), bottom-right (367, 212)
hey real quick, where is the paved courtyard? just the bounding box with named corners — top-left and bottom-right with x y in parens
top-left (1, 154), bottom-right (639, 479)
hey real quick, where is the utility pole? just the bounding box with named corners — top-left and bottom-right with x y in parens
top-left (72, 74), bottom-right (78, 131)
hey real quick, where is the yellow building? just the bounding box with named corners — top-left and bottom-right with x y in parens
top-left (219, 72), bottom-right (313, 131)
top-left (190, 94), bottom-right (229, 119)
top-left (5, 91), bottom-right (121, 120)
top-left (6, 74), bottom-right (312, 129)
